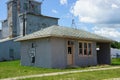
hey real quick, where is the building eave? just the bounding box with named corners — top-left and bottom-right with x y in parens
top-left (15, 35), bottom-right (114, 43)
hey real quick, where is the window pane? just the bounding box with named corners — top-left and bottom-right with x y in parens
top-left (79, 43), bottom-right (82, 48)
top-left (88, 50), bottom-right (91, 55)
top-left (88, 43), bottom-right (91, 48)
top-left (84, 48), bottom-right (87, 55)
top-left (88, 43), bottom-right (92, 55)
top-left (84, 43), bottom-right (87, 48)
top-left (84, 43), bottom-right (87, 55)
top-left (68, 41), bottom-right (70, 45)
top-left (68, 41), bottom-right (74, 45)
top-left (68, 47), bottom-right (72, 54)
top-left (79, 49), bottom-right (82, 55)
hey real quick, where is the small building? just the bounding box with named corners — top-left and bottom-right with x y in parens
top-left (0, 38), bottom-right (20, 61)
top-left (111, 48), bottom-right (120, 58)
top-left (16, 25), bottom-right (113, 68)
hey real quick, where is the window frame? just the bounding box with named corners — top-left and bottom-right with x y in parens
top-left (79, 42), bottom-right (83, 55)
top-left (78, 41), bottom-right (92, 56)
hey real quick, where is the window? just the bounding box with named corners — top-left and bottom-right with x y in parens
top-left (68, 41), bottom-right (74, 45)
top-left (88, 43), bottom-right (92, 55)
top-left (79, 42), bottom-right (92, 56)
top-left (84, 43), bottom-right (87, 55)
top-left (68, 47), bottom-right (72, 54)
top-left (79, 43), bottom-right (83, 55)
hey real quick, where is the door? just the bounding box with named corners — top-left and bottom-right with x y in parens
top-left (67, 45), bottom-right (73, 65)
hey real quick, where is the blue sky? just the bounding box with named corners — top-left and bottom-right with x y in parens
top-left (0, 0), bottom-right (120, 41)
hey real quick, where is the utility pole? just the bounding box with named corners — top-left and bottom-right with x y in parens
top-left (71, 7), bottom-right (77, 29)
top-left (71, 19), bottom-right (77, 29)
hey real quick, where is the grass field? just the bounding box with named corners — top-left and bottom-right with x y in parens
top-left (111, 58), bottom-right (120, 65)
top-left (0, 58), bottom-right (120, 79)
top-left (0, 60), bottom-right (62, 79)
top-left (22, 69), bottom-right (120, 80)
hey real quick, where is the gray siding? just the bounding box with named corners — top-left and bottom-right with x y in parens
top-left (21, 38), bottom-right (52, 68)
top-left (19, 0), bottom-right (41, 14)
top-left (20, 38), bottom-right (98, 68)
top-left (18, 14), bottom-right (58, 36)
top-left (0, 39), bottom-right (20, 61)
top-left (25, 14), bottom-right (58, 34)
top-left (35, 38), bottom-right (52, 68)
top-left (51, 38), bottom-right (67, 68)
top-left (1, 21), bottom-right (9, 38)
top-left (7, 1), bottom-right (18, 37)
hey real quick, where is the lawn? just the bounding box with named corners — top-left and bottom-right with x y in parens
top-left (111, 58), bottom-right (120, 65)
top-left (22, 69), bottom-right (120, 80)
top-left (0, 58), bottom-right (120, 79)
top-left (0, 60), bottom-right (63, 79)
top-left (0, 60), bottom-right (90, 79)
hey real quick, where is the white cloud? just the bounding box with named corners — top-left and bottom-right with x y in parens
top-left (92, 24), bottom-right (120, 41)
top-left (111, 4), bottom-right (119, 8)
top-left (60, 0), bottom-right (67, 5)
top-left (71, 0), bottom-right (120, 23)
top-left (80, 17), bottom-right (96, 23)
top-left (52, 9), bottom-right (58, 14)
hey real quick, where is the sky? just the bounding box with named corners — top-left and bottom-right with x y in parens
top-left (0, 0), bottom-right (120, 41)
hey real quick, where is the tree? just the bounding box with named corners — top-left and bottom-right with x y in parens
top-left (111, 42), bottom-right (120, 49)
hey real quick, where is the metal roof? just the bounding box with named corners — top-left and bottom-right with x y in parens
top-left (16, 25), bottom-right (113, 42)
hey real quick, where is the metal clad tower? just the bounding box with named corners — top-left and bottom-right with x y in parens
top-left (7, 0), bottom-right (42, 38)
top-left (7, 0), bottom-right (18, 37)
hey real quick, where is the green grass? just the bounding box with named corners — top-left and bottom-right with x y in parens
top-left (0, 60), bottom-right (62, 79)
top-left (0, 58), bottom-right (120, 79)
top-left (111, 58), bottom-right (120, 65)
top-left (0, 60), bottom-right (88, 79)
top-left (22, 69), bottom-right (120, 80)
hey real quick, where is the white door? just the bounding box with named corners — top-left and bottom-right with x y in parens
top-left (67, 45), bottom-right (73, 65)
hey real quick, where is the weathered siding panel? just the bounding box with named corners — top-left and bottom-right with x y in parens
top-left (1, 20), bottom-right (9, 38)
top-left (21, 41), bottom-right (31, 66)
top-left (26, 14), bottom-right (58, 34)
top-left (21, 38), bottom-right (52, 68)
top-left (35, 38), bottom-right (52, 68)
top-left (51, 38), bottom-right (67, 68)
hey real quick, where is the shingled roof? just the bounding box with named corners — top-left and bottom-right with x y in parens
top-left (16, 25), bottom-right (113, 42)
